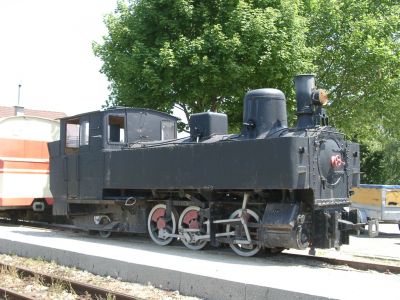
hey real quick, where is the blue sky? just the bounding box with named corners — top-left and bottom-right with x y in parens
top-left (0, 0), bottom-right (117, 115)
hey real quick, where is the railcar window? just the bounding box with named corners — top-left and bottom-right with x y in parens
top-left (79, 121), bottom-right (89, 146)
top-left (108, 116), bottom-right (125, 143)
top-left (161, 120), bottom-right (176, 140)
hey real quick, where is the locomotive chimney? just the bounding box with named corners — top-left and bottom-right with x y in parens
top-left (294, 74), bottom-right (315, 129)
top-left (294, 74), bottom-right (329, 129)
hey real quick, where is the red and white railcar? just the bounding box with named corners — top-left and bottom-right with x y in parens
top-left (0, 115), bottom-right (59, 219)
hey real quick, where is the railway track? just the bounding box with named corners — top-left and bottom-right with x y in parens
top-left (0, 262), bottom-right (143, 300)
top-left (0, 287), bottom-right (33, 300)
top-left (281, 253), bottom-right (400, 274)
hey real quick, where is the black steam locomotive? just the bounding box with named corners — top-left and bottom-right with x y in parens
top-left (48, 75), bottom-right (360, 256)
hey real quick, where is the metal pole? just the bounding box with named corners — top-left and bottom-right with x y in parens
top-left (17, 84), bottom-right (22, 106)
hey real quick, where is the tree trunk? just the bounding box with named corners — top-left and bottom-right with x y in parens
top-left (177, 102), bottom-right (190, 123)
top-left (210, 96), bottom-right (219, 112)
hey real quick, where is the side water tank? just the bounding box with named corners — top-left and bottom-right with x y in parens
top-left (189, 112), bottom-right (228, 140)
top-left (242, 88), bottom-right (287, 138)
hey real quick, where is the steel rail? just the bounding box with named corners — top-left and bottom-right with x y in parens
top-left (0, 287), bottom-right (35, 300)
top-left (281, 253), bottom-right (400, 274)
top-left (0, 263), bottom-right (144, 300)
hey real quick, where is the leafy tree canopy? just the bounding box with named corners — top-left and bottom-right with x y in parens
top-left (94, 0), bottom-right (312, 129)
top-left (307, 0), bottom-right (400, 142)
top-left (304, 0), bottom-right (400, 183)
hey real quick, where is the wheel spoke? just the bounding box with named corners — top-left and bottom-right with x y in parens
top-left (147, 204), bottom-right (177, 246)
top-left (227, 209), bottom-right (260, 257)
top-left (178, 206), bottom-right (208, 251)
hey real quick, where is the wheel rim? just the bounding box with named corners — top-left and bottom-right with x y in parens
top-left (98, 215), bottom-right (112, 238)
top-left (178, 206), bottom-right (208, 250)
top-left (226, 208), bottom-right (261, 257)
top-left (147, 204), bottom-right (177, 246)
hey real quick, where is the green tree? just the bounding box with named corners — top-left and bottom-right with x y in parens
top-left (94, 0), bottom-right (313, 129)
top-left (304, 0), bottom-right (400, 183)
top-left (381, 141), bottom-right (400, 184)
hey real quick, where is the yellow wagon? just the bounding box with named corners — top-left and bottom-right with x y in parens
top-left (351, 184), bottom-right (400, 235)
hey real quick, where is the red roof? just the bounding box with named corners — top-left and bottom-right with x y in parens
top-left (0, 106), bottom-right (66, 120)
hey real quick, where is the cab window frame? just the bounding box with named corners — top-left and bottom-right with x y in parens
top-left (107, 114), bottom-right (126, 144)
top-left (64, 118), bottom-right (90, 154)
top-left (161, 120), bottom-right (177, 141)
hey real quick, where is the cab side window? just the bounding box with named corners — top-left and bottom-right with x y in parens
top-left (80, 121), bottom-right (90, 146)
top-left (108, 116), bottom-right (125, 143)
top-left (65, 119), bottom-right (90, 154)
top-left (161, 120), bottom-right (176, 140)
top-left (65, 119), bottom-right (80, 154)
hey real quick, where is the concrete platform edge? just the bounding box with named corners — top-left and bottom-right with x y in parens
top-left (0, 238), bottom-right (331, 300)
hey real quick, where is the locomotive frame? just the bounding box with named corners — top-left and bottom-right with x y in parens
top-left (49, 75), bottom-right (361, 256)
